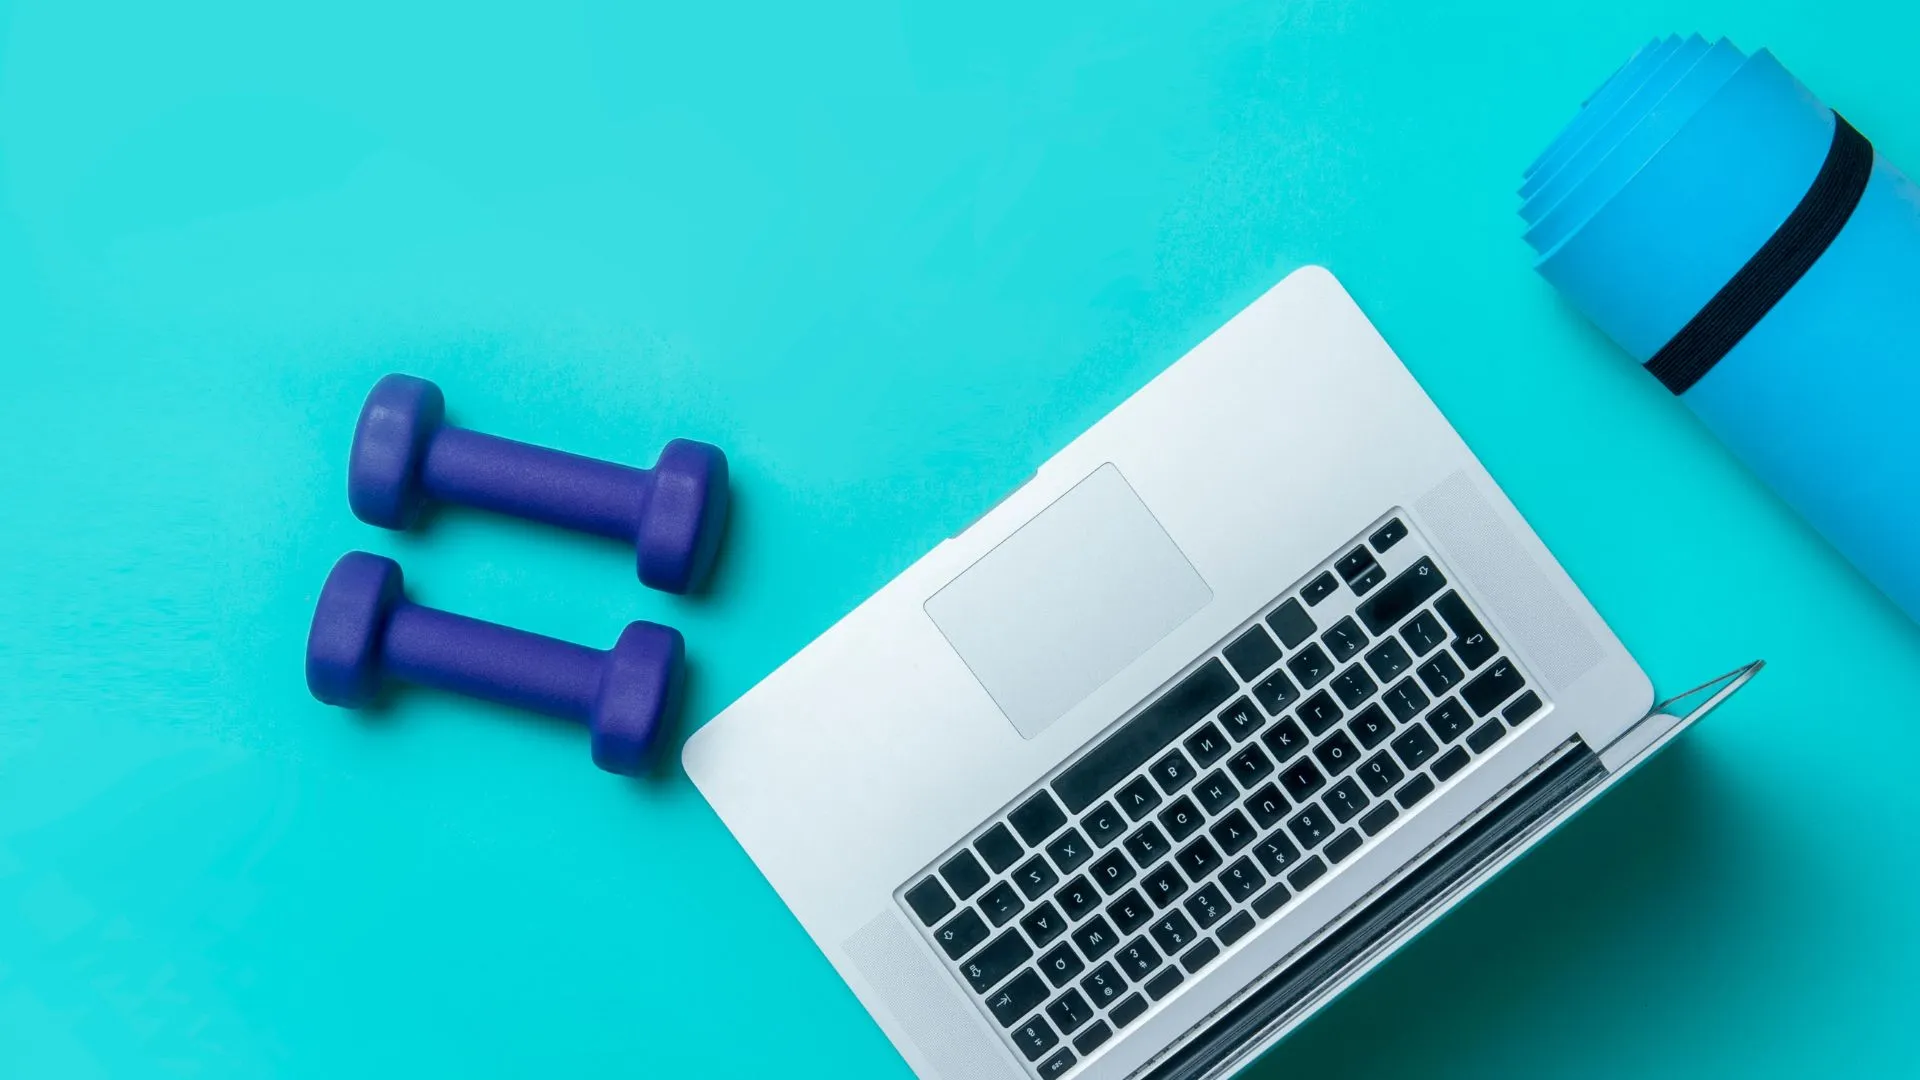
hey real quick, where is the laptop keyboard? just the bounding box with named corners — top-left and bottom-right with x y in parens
top-left (896, 514), bottom-right (1546, 1077)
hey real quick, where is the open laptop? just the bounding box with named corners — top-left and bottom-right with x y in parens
top-left (683, 266), bottom-right (1756, 1080)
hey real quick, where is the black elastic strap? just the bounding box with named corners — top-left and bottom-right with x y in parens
top-left (1644, 113), bottom-right (1873, 395)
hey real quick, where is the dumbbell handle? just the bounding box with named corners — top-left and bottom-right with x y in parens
top-left (382, 600), bottom-right (606, 723)
top-left (423, 426), bottom-right (650, 543)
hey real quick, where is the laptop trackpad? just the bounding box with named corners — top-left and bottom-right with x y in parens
top-left (926, 464), bottom-right (1212, 739)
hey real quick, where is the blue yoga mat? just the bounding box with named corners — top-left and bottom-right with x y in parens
top-left (1523, 36), bottom-right (1920, 622)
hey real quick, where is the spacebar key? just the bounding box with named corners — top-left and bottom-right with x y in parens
top-left (1054, 659), bottom-right (1236, 813)
top-left (1355, 557), bottom-right (1446, 635)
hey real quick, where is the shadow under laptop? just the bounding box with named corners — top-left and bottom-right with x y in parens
top-left (1240, 739), bottom-right (1739, 1079)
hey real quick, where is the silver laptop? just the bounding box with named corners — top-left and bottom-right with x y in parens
top-left (683, 266), bottom-right (1756, 1080)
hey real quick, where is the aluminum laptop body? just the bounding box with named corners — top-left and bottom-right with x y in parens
top-left (684, 266), bottom-right (1753, 1080)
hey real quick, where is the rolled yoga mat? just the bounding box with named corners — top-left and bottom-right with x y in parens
top-left (1521, 36), bottom-right (1920, 622)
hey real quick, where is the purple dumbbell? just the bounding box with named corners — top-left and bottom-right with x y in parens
top-left (306, 551), bottom-right (682, 775)
top-left (348, 373), bottom-right (729, 594)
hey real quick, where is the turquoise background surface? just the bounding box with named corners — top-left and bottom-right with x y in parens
top-left (4, 0), bottom-right (1918, 1076)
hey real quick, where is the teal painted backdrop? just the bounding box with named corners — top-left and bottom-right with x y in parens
top-left (3, 0), bottom-right (1917, 1076)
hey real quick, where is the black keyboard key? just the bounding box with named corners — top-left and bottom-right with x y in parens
top-left (1145, 967), bottom-right (1184, 1001)
top-left (977, 823), bottom-right (1024, 873)
top-left (1039, 1047), bottom-right (1075, 1077)
top-left (1143, 863), bottom-right (1188, 907)
top-left (1228, 744), bottom-right (1275, 787)
top-left (1183, 722), bottom-right (1231, 769)
top-left (962, 929), bottom-right (1033, 992)
top-left (1324, 777), bottom-right (1369, 822)
top-left (1330, 665), bottom-right (1377, 709)
top-left (1107, 890), bottom-right (1152, 933)
top-left (1358, 749), bottom-right (1404, 796)
top-left (1260, 716), bottom-right (1310, 761)
top-left (1073, 1020), bottom-right (1113, 1056)
top-left (1433, 591), bottom-right (1496, 668)
top-left (1401, 610), bottom-right (1447, 656)
top-left (1286, 856), bottom-right (1327, 891)
top-left (1021, 903), bottom-right (1068, 949)
top-left (1194, 771), bottom-right (1238, 814)
top-left (1252, 882), bottom-right (1292, 917)
top-left (1216, 696), bottom-right (1265, 742)
top-left (1466, 718), bottom-right (1507, 753)
top-left (1011, 791), bottom-right (1068, 846)
top-left (1369, 517), bottom-right (1408, 552)
top-left (1150, 910), bottom-right (1197, 953)
top-left (1015, 856), bottom-right (1060, 900)
top-left (1356, 557), bottom-right (1446, 634)
top-left (1279, 757), bottom-right (1326, 801)
top-left (1183, 884), bottom-right (1230, 929)
top-left (1321, 617), bottom-right (1367, 662)
top-left (1287, 804), bottom-right (1334, 848)
top-left (1123, 824), bottom-right (1169, 867)
top-left (1417, 651), bottom-right (1465, 696)
top-left (935, 909), bottom-right (990, 960)
top-left (1084, 802), bottom-right (1128, 848)
top-left (1430, 747), bottom-right (1470, 782)
top-left (1245, 783), bottom-right (1290, 828)
top-left (1047, 829), bottom-right (1093, 876)
top-left (1462, 657), bottom-right (1524, 715)
top-left (1114, 937), bottom-right (1162, 981)
top-left (1217, 910), bottom-right (1257, 946)
top-left (1391, 725), bottom-right (1438, 771)
top-left (1150, 750), bottom-right (1197, 794)
top-left (1218, 857), bottom-right (1265, 902)
top-left (1071, 915), bottom-right (1119, 961)
top-left (1080, 963), bottom-right (1125, 1007)
top-left (1302, 571), bottom-right (1339, 605)
top-left (1286, 644), bottom-right (1335, 690)
top-left (1056, 876), bottom-right (1101, 921)
top-left (1383, 678), bottom-right (1430, 723)
top-left (905, 877), bottom-right (955, 926)
top-left (1350, 563), bottom-right (1386, 594)
top-left (1116, 776), bottom-right (1163, 821)
top-left (1110, 993), bottom-right (1148, 1028)
top-left (1347, 703), bottom-right (1393, 749)
top-left (1180, 938), bottom-right (1221, 974)
top-left (1325, 829), bottom-right (1362, 863)
top-left (940, 850), bottom-right (990, 901)
top-left (1090, 851), bottom-right (1135, 895)
top-left (988, 969), bottom-right (1050, 1026)
top-left (1295, 694), bottom-right (1343, 742)
top-left (1012, 1015), bottom-right (1060, 1061)
top-left (1365, 638), bottom-right (1412, 681)
top-left (1158, 796), bottom-right (1205, 842)
top-left (1335, 546), bottom-right (1377, 583)
top-left (1312, 730), bottom-right (1360, 775)
top-left (1253, 669), bottom-right (1300, 716)
top-left (982, 881), bottom-right (1024, 926)
top-left (1397, 772), bottom-right (1437, 808)
top-left (1266, 598), bottom-right (1316, 648)
top-left (1359, 801), bottom-right (1399, 837)
top-left (1223, 625), bottom-right (1282, 681)
top-left (1208, 809), bottom-right (1257, 855)
top-left (1054, 659), bottom-right (1236, 813)
top-left (1427, 698), bottom-right (1472, 743)
top-left (1038, 942), bottom-right (1086, 987)
top-left (1176, 837), bottom-right (1223, 880)
top-left (1252, 830), bottom-right (1303, 876)
top-left (1505, 691), bottom-right (1543, 725)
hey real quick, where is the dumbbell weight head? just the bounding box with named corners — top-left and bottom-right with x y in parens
top-left (347, 373), bottom-right (729, 594)
top-left (306, 551), bottom-right (682, 774)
